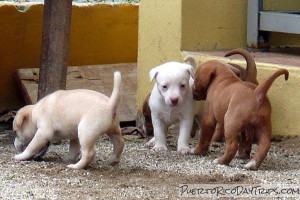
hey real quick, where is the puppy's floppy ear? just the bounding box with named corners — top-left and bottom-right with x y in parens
top-left (13, 112), bottom-right (27, 131)
top-left (13, 106), bottom-right (31, 131)
top-left (149, 67), bottom-right (159, 83)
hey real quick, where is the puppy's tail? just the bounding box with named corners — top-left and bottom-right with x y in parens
top-left (225, 49), bottom-right (258, 84)
top-left (109, 71), bottom-right (122, 119)
top-left (254, 69), bottom-right (289, 105)
top-left (184, 55), bottom-right (197, 68)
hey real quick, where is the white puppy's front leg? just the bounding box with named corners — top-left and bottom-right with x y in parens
top-left (146, 137), bottom-right (155, 148)
top-left (13, 128), bottom-right (52, 161)
top-left (177, 117), bottom-right (193, 155)
top-left (151, 114), bottom-right (167, 153)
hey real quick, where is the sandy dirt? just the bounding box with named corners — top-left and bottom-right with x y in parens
top-left (0, 127), bottom-right (299, 199)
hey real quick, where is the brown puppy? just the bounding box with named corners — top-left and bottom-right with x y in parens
top-left (191, 60), bottom-right (288, 170)
top-left (211, 49), bottom-right (259, 143)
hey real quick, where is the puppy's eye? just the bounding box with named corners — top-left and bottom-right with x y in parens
top-left (180, 84), bottom-right (185, 89)
top-left (162, 85), bottom-right (168, 90)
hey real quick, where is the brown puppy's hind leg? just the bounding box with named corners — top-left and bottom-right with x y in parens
top-left (213, 117), bottom-right (242, 165)
top-left (211, 123), bottom-right (224, 142)
top-left (213, 133), bottom-right (238, 165)
top-left (237, 128), bottom-right (254, 159)
top-left (244, 120), bottom-right (271, 170)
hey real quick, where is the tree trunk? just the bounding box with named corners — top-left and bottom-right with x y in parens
top-left (38, 0), bottom-right (72, 100)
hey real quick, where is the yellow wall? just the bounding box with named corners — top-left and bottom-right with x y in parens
top-left (137, 0), bottom-right (300, 136)
top-left (137, 0), bottom-right (182, 109)
top-left (181, 0), bottom-right (248, 51)
top-left (0, 3), bottom-right (138, 111)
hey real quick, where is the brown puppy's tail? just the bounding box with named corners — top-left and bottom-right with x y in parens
top-left (225, 49), bottom-right (258, 84)
top-left (109, 71), bottom-right (122, 119)
top-left (184, 55), bottom-right (197, 68)
top-left (254, 69), bottom-right (289, 105)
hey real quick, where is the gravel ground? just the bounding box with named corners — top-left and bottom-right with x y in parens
top-left (0, 128), bottom-right (299, 199)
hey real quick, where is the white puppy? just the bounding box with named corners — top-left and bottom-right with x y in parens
top-left (13, 72), bottom-right (124, 169)
top-left (146, 62), bottom-right (194, 155)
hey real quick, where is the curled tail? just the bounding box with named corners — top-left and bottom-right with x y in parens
top-left (225, 49), bottom-right (258, 84)
top-left (109, 71), bottom-right (122, 119)
top-left (184, 55), bottom-right (197, 68)
top-left (254, 69), bottom-right (289, 105)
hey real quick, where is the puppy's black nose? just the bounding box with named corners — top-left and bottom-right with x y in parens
top-left (171, 97), bottom-right (179, 105)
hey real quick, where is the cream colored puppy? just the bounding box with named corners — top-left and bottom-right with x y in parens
top-left (13, 71), bottom-right (124, 170)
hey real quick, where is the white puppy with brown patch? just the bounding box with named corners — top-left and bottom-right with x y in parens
top-left (12, 71), bottom-right (124, 170)
top-left (146, 62), bottom-right (194, 155)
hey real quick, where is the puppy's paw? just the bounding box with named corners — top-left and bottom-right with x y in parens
top-left (145, 137), bottom-right (155, 148)
top-left (11, 155), bottom-right (21, 161)
top-left (213, 158), bottom-right (230, 166)
top-left (12, 151), bottom-right (33, 161)
top-left (188, 148), bottom-right (196, 155)
top-left (109, 159), bottom-right (120, 166)
top-left (151, 145), bottom-right (167, 153)
top-left (189, 147), bottom-right (207, 156)
top-left (212, 158), bottom-right (220, 164)
top-left (109, 155), bottom-right (120, 166)
top-left (243, 160), bottom-right (258, 170)
top-left (177, 147), bottom-right (191, 155)
top-left (67, 164), bottom-right (83, 170)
